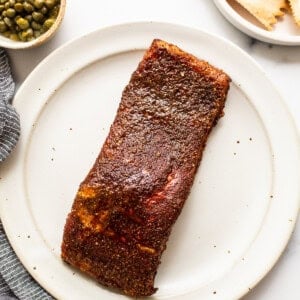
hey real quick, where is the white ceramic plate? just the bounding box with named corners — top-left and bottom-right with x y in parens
top-left (214, 0), bottom-right (300, 45)
top-left (0, 22), bottom-right (299, 300)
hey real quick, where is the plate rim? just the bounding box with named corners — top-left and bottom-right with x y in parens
top-left (213, 0), bottom-right (300, 46)
top-left (0, 21), bottom-right (300, 300)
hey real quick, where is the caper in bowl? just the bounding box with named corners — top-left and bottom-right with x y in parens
top-left (0, 0), bottom-right (66, 49)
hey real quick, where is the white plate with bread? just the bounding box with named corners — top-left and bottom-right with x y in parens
top-left (214, 0), bottom-right (300, 45)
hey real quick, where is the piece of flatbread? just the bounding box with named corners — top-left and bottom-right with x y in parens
top-left (289, 0), bottom-right (300, 26)
top-left (235, 0), bottom-right (288, 30)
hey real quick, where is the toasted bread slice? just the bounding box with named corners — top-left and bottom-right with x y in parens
top-left (235, 0), bottom-right (287, 30)
top-left (289, 0), bottom-right (300, 26)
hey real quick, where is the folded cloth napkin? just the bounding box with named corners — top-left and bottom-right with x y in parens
top-left (0, 48), bottom-right (19, 162)
top-left (0, 49), bottom-right (52, 300)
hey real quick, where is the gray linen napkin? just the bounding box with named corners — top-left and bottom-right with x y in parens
top-left (0, 49), bottom-right (19, 163)
top-left (0, 49), bottom-right (52, 300)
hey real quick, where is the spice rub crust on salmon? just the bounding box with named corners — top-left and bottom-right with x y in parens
top-left (61, 39), bottom-right (231, 297)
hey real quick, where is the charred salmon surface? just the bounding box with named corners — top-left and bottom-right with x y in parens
top-left (61, 39), bottom-right (231, 297)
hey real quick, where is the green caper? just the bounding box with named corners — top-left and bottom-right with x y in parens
top-left (33, 0), bottom-right (44, 9)
top-left (49, 3), bottom-right (58, 17)
top-left (32, 10), bottom-right (43, 22)
top-left (4, 2), bottom-right (10, 9)
top-left (21, 27), bottom-right (32, 40)
top-left (25, 27), bottom-right (32, 35)
top-left (3, 17), bottom-right (13, 27)
top-left (0, 20), bottom-right (7, 32)
top-left (2, 10), bottom-right (6, 16)
top-left (16, 16), bottom-right (29, 29)
top-left (9, 0), bottom-right (16, 6)
top-left (33, 29), bottom-right (40, 37)
top-left (9, 32), bottom-right (19, 40)
top-left (0, 0), bottom-right (6, 4)
top-left (20, 29), bottom-right (26, 38)
top-left (3, 30), bottom-right (10, 37)
top-left (31, 19), bottom-right (40, 29)
top-left (42, 17), bottom-right (53, 29)
top-left (23, 1), bottom-right (33, 12)
top-left (18, 30), bottom-right (25, 40)
top-left (45, 0), bottom-right (55, 9)
top-left (0, 4), bottom-right (4, 12)
top-left (6, 8), bottom-right (16, 17)
top-left (40, 5), bottom-right (47, 14)
top-left (24, 14), bottom-right (32, 21)
top-left (16, 31), bottom-right (21, 39)
top-left (14, 2), bottom-right (23, 12)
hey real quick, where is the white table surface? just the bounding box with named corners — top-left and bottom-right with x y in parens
top-left (7, 1), bottom-right (300, 299)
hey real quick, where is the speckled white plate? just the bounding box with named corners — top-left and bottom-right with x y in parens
top-left (0, 22), bottom-right (299, 300)
top-left (214, 0), bottom-right (300, 45)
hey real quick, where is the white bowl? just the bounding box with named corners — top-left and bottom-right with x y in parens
top-left (0, 0), bottom-right (66, 49)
